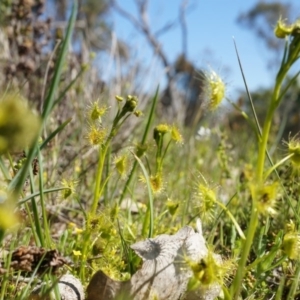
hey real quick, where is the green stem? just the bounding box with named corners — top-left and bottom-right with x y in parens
top-left (232, 205), bottom-right (258, 299)
top-left (38, 149), bottom-right (52, 247)
top-left (91, 144), bottom-right (108, 216)
top-left (287, 261), bottom-right (300, 299)
top-left (233, 61), bottom-right (292, 299)
top-left (119, 87), bottom-right (159, 203)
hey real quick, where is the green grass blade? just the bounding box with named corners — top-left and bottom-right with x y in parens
top-left (132, 152), bottom-right (154, 238)
top-left (0, 156), bottom-right (10, 181)
top-left (17, 187), bottom-right (68, 205)
top-left (233, 38), bottom-right (261, 137)
top-left (38, 148), bottom-right (51, 247)
top-left (119, 86), bottom-right (159, 203)
top-left (28, 165), bottom-right (44, 247)
top-left (41, 1), bottom-right (78, 121)
top-left (40, 118), bottom-right (72, 150)
top-left (52, 66), bottom-right (86, 108)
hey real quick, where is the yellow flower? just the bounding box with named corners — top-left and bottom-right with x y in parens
top-left (61, 179), bottom-right (77, 199)
top-left (155, 124), bottom-right (170, 134)
top-left (88, 101), bottom-right (107, 121)
top-left (282, 221), bottom-right (300, 260)
top-left (0, 94), bottom-right (40, 154)
top-left (153, 124), bottom-right (170, 145)
top-left (74, 227), bottom-right (83, 234)
top-left (150, 174), bottom-right (164, 194)
top-left (205, 70), bottom-right (226, 111)
top-left (140, 173), bottom-right (164, 194)
top-left (250, 182), bottom-right (278, 216)
top-left (187, 250), bottom-right (234, 290)
top-left (171, 125), bottom-right (183, 144)
top-left (87, 124), bottom-right (106, 147)
top-left (73, 250), bottom-right (82, 256)
top-left (195, 180), bottom-right (217, 222)
top-left (274, 18), bottom-right (293, 39)
top-left (114, 154), bottom-right (129, 178)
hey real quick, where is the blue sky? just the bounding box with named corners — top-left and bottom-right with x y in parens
top-left (110, 0), bottom-right (300, 98)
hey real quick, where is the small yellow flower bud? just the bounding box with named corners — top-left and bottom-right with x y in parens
top-left (282, 232), bottom-right (300, 260)
top-left (153, 124), bottom-right (170, 145)
top-left (74, 227), bottom-right (83, 234)
top-left (118, 95), bottom-right (138, 118)
top-left (73, 250), bottom-right (82, 256)
top-left (89, 52), bottom-right (96, 59)
top-left (287, 135), bottom-right (300, 167)
top-left (135, 143), bottom-right (148, 157)
top-left (166, 199), bottom-right (179, 216)
top-left (274, 18), bottom-right (293, 39)
top-left (114, 154), bottom-right (129, 178)
top-left (115, 95), bottom-right (124, 102)
top-left (124, 95), bottom-right (138, 112)
top-left (134, 110), bottom-right (143, 117)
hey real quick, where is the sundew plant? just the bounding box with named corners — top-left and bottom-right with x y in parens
top-left (0, 2), bottom-right (300, 299)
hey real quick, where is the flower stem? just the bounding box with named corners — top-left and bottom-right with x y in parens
top-left (233, 51), bottom-right (291, 299)
top-left (232, 204), bottom-right (258, 299)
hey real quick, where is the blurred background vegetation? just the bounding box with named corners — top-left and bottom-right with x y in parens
top-left (0, 0), bottom-right (300, 231)
top-left (0, 0), bottom-right (299, 134)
